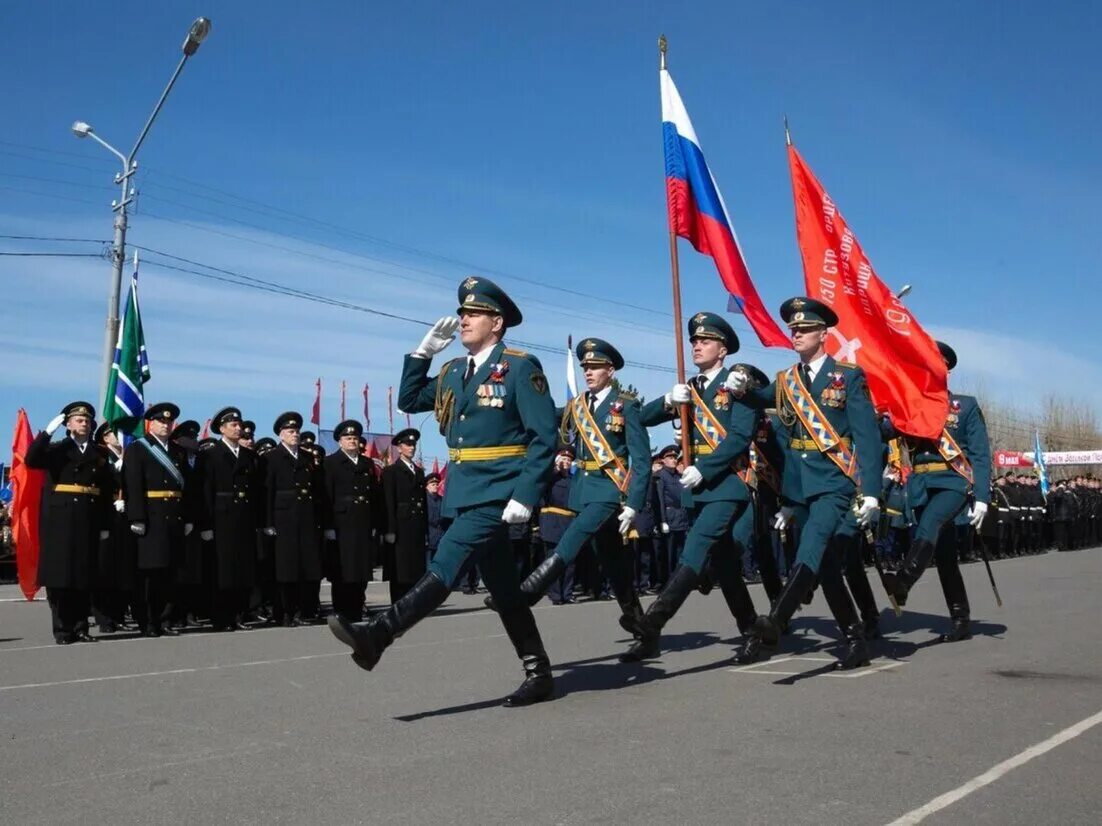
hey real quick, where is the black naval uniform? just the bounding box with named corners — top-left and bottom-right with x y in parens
top-left (200, 439), bottom-right (261, 629)
top-left (123, 433), bottom-right (191, 635)
top-left (382, 457), bottom-right (428, 602)
top-left (25, 429), bottom-right (113, 643)
top-left (265, 443), bottom-right (324, 623)
top-left (324, 449), bottom-right (380, 621)
top-left (92, 444), bottom-right (135, 631)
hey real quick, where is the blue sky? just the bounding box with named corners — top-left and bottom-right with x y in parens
top-left (2, 1), bottom-right (1098, 463)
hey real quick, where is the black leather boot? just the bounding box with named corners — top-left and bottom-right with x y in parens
top-left (499, 607), bottom-right (554, 707)
top-left (751, 563), bottom-right (817, 647)
top-left (328, 572), bottom-right (449, 671)
top-left (484, 553), bottom-right (567, 612)
top-left (842, 550), bottom-right (881, 639)
top-left (619, 565), bottom-right (700, 662)
top-left (882, 538), bottom-right (935, 606)
top-left (820, 572), bottom-right (871, 670)
top-left (936, 557), bottom-right (972, 642)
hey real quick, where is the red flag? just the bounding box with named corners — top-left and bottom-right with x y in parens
top-left (340, 380), bottom-right (347, 421)
top-left (787, 143), bottom-right (947, 438)
top-left (437, 462), bottom-right (448, 496)
top-left (431, 457), bottom-right (440, 476)
top-left (200, 418), bottom-right (211, 439)
top-left (362, 384), bottom-right (370, 429)
top-left (311, 378), bottom-right (322, 426)
top-left (10, 409), bottom-right (44, 600)
top-left (387, 386), bottom-right (394, 434)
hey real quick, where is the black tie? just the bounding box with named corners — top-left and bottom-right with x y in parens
top-left (800, 364), bottom-right (811, 386)
top-left (463, 357), bottom-right (475, 387)
top-left (587, 391), bottom-right (597, 412)
top-left (694, 375), bottom-right (706, 392)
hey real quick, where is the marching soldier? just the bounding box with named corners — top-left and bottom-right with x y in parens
top-left (329, 276), bottom-right (558, 706)
top-left (494, 338), bottom-right (650, 647)
top-left (265, 411), bottom-right (325, 625)
top-left (381, 428), bottom-right (429, 603)
top-left (324, 419), bottom-right (380, 621)
top-left (25, 402), bottom-right (113, 644)
top-left (199, 406), bottom-right (260, 630)
top-left (123, 402), bottom-right (193, 637)
top-left (729, 298), bottom-right (884, 669)
top-left (623, 313), bottom-right (759, 663)
top-left (883, 342), bottom-right (991, 641)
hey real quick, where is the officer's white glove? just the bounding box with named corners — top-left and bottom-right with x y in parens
top-left (130, 522), bottom-right (146, 536)
top-left (45, 414), bottom-right (66, 436)
top-left (968, 501), bottom-right (988, 529)
top-left (773, 507), bottom-right (795, 531)
top-left (672, 427), bottom-right (682, 442)
top-left (501, 499), bottom-right (532, 525)
top-left (855, 496), bottom-right (880, 527)
top-left (665, 383), bottom-right (691, 406)
top-left (725, 370), bottom-right (750, 396)
top-left (617, 506), bottom-right (636, 536)
top-left (184, 523), bottom-right (194, 537)
top-left (99, 530), bottom-right (110, 541)
top-left (263, 527), bottom-right (277, 537)
top-left (413, 317), bottom-right (460, 359)
top-left (384, 532), bottom-right (396, 544)
top-left (679, 466), bottom-right (704, 489)
top-left (113, 499), bottom-right (126, 513)
top-left (660, 522), bottom-right (670, 534)
top-left (200, 530), bottom-right (214, 541)
top-left (324, 528), bottom-right (337, 541)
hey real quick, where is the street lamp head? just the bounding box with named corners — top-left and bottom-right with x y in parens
top-left (71, 121), bottom-right (94, 138)
top-left (182, 17), bottom-right (211, 55)
top-left (897, 284), bottom-right (913, 299)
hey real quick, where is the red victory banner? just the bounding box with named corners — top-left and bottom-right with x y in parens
top-left (311, 378), bottom-right (322, 426)
top-left (787, 141), bottom-right (948, 438)
top-left (10, 409), bottom-right (45, 600)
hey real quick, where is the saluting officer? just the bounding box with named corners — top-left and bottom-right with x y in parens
top-left (265, 412), bottom-right (324, 626)
top-left (199, 406), bottom-right (261, 630)
top-left (329, 276), bottom-right (558, 706)
top-left (123, 402), bottom-right (192, 637)
top-left (324, 419), bottom-right (380, 621)
top-left (381, 428), bottom-right (429, 603)
top-left (730, 297), bottom-right (884, 669)
top-left (25, 401), bottom-right (113, 644)
top-left (884, 342), bottom-right (991, 641)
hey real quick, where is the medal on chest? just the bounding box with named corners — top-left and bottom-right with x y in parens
top-left (820, 371), bottom-right (847, 408)
top-left (605, 399), bottom-right (625, 433)
top-left (947, 398), bottom-right (961, 428)
top-left (713, 386), bottom-right (730, 410)
top-left (478, 361), bottom-right (509, 408)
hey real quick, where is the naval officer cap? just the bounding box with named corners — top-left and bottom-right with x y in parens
top-left (936, 341), bottom-right (958, 371)
top-left (393, 428), bottom-right (420, 446)
top-left (300, 430), bottom-right (316, 445)
top-left (335, 419), bottom-right (363, 438)
top-left (144, 402), bottom-right (180, 422)
top-left (241, 420), bottom-right (256, 438)
top-left (62, 400), bottom-right (96, 421)
top-left (93, 421), bottom-right (113, 444)
top-left (273, 411), bottom-right (303, 434)
top-left (255, 437), bottom-right (276, 453)
top-left (172, 420), bottom-right (201, 440)
top-left (457, 275), bottom-right (523, 327)
top-left (780, 296), bottom-right (838, 329)
top-left (657, 444), bottom-right (680, 460)
top-left (687, 311), bottom-right (739, 353)
top-left (213, 406), bottom-right (242, 428)
top-left (575, 337), bottom-right (624, 370)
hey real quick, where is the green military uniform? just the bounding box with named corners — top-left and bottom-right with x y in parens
top-left (740, 297), bottom-right (884, 669)
top-left (622, 312), bottom-right (759, 662)
top-left (887, 341), bottom-right (992, 641)
top-left (501, 338), bottom-right (650, 638)
top-left (329, 277), bottom-right (558, 707)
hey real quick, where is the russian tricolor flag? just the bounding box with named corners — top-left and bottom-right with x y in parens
top-left (661, 69), bottom-right (790, 349)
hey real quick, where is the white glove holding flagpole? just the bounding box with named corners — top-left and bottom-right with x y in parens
top-left (413, 317), bottom-right (460, 359)
top-left (773, 507), bottom-right (794, 531)
top-left (855, 496), bottom-right (880, 527)
top-left (665, 384), bottom-right (691, 406)
top-left (679, 466), bottom-right (703, 489)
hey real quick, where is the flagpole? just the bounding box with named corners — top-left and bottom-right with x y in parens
top-left (660, 35), bottom-right (693, 466)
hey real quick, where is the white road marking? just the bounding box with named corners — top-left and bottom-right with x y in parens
top-left (0, 632), bottom-right (506, 692)
top-left (728, 656), bottom-right (903, 679)
top-left (887, 707), bottom-right (1102, 824)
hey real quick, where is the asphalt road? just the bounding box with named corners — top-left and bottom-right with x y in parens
top-left (1, 549), bottom-right (1099, 825)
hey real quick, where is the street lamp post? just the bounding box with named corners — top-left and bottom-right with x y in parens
top-left (72, 17), bottom-right (212, 406)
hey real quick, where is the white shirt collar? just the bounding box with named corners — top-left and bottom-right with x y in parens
top-left (282, 443), bottom-right (299, 460)
top-left (150, 434), bottom-right (169, 451)
top-left (466, 341), bottom-right (500, 371)
top-left (804, 353), bottom-right (829, 382)
top-left (402, 457), bottom-right (417, 473)
top-left (343, 450), bottom-right (359, 465)
top-left (72, 438), bottom-right (88, 454)
top-left (221, 437), bottom-right (240, 457)
top-left (697, 363), bottom-right (724, 389)
top-left (588, 385), bottom-right (613, 407)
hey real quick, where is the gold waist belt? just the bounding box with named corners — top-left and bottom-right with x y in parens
top-left (914, 462), bottom-right (950, 474)
top-left (448, 445), bottom-right (527, 462)
top-left (790, 437), bottom-right (851, 451)
top-left (146, 490), bottom-right (183, 499)
top-left (540, 506), bottom-right (575, 517)
top-left (54, 484), bottom-right (100, 495)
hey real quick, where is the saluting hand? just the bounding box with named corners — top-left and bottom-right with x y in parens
top-left (45, 414), bottom-right (66, 436)
top-left (414, 317), bottom-right (460, 359)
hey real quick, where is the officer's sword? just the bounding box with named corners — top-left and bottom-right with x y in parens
top-left (970, 498), bottom-right (1004, 608)
top-left (855, 498), bottom-right (902, 617)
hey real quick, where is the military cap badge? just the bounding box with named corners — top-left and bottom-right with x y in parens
top-left (463, 276), bottom-right (479, 290)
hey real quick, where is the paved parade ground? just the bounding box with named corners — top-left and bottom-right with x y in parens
top-left (1, 550), bottom-right (1099, 825)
